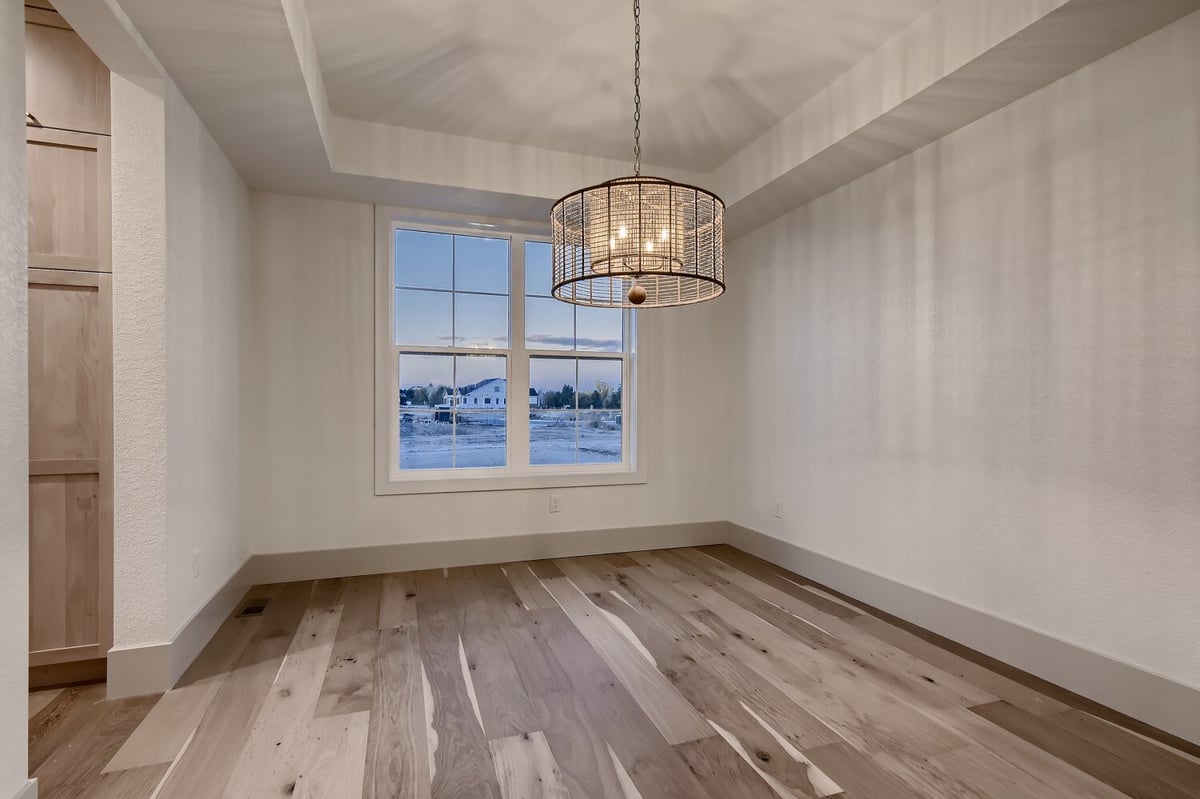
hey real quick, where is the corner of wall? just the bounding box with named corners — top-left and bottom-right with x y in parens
top-left (0, 1), bottom-right (30, 791)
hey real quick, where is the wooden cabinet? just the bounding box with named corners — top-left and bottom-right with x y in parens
top-left (24, 6), bottom-right (110, 135)
top-left (25, 3), bottom-right (114, 688)
top-left (27, 128), bottom-right (111, 272)
top-left (28, 271), bottom-right (113, 678)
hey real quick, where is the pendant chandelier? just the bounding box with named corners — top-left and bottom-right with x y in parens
top-left (551, 0), bottom-right (726, 308)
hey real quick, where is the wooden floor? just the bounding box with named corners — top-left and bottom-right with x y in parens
top-left (28, 546), bottom-right (1200, 798)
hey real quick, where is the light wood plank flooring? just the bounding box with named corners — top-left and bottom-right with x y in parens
top-left (28, 546), bottom-right (1200, 798)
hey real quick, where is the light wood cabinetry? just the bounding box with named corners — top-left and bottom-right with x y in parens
top-left (27, 128), bottom-right (111, 272)
top-left (28, 271), bottom-right (113, 672)
top-left (24, 6), bottom-right (110, 135)
top-left (25, 4), bottom-right (113, 688)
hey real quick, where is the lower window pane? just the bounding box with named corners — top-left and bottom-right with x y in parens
top-left (399, 354), bottom-right (454, 470)
top-left (530, 410), bottom-right (578, 465)
top-left (530, 356), bottom-right (624, 466)
top-left (398, 408), bottom-right (454, 470)
top-left (576, 306), bottom-right (623, 351)
top-left (454, 411), bottom-right (506, 468)
top-left (578, 358), bottom-right (622, 409)
top-left (395, 289), bottom-right (452, 346)
top-left (578, 411), bottom-right (622, 464)
top-left (399, 353), bottom-right (508, 471)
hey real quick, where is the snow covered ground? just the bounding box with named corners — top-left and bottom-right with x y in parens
top-left (398, 411), bottom-right (621, 470)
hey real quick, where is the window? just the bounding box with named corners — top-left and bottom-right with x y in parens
top-left (376, 210), bottom-right (640, 494)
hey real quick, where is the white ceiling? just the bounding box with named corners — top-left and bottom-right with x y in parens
top-left (85, 0), bottom-right (1200, 233)
top-left (305, 0), bottom-right (942, 170)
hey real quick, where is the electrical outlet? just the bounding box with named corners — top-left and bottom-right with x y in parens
top-left (192, 548), bottom-right (201, 580)
top-left (549, 494), bottom-right (561, 514)
top-left (774, 500), bottom-right (783, 519)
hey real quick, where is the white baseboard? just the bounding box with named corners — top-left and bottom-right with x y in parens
top-left (728, 524), bottom-right (1200, 747)
top-left (107, 522), bottom-right (728, 697)
top-left (106, 642), bottom-right (170, 700)
top-left (107, 556), bottom-right (254, 699)
top-left (11, 779), bottom-right (36, 799)
top-left (168, 557), bottom-right (255, 684)
top-left (243, 521), bottom-right (732, 585)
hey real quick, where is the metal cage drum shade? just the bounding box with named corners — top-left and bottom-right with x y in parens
top-left (551, 176), bottom-right (725, 308)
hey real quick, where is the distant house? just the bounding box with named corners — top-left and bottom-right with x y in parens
top-left (452, 377), bottom-right (507, 408)
top-left (426, 378), bottom-right (534, 420)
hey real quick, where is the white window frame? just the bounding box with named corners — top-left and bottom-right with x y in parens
top-left (374, 205), bottom-right (646, 495)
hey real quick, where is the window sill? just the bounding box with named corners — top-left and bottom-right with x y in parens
top-left (374, 466), bottom-right (646, 496)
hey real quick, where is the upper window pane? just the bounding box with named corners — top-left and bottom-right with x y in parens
top-left (525, 241), bottom-right (554, 297)
top-left (525, 240), bottom-right (624, 352)
top-left (525, 297), bottom-right (575, 351)
top-left (395, 230), bottom-right (452, 291)
top-left (455, 235), bottom-right (509, 295)
top-left (455, 293), bottom-right (509, 349)
top-left (576, 306), bottom-right (623, 352)
top-left (395, 289), bottom-right (452, 346)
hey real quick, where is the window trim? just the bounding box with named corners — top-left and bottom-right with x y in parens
top-left (374, 205), bottom-right (646, 495)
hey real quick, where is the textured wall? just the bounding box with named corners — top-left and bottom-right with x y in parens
top-left (0, 4), bottom-right (30, 793)
top-left (111, 73), bottom-right (170, 646)
top-left (246, 193), bottom-right (731, 555)
top-left (111, 74), bottom-right (251, 647)
top-left (163, 79), bottom-right (251, 635)
top-left (727, 13), bottom-right (1200, 687)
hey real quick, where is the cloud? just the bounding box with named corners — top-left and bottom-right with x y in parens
top-left (433, 335), bottom-right (509, 347)
top-left (574, 337), bottom-right (621, 350)
top-left (525, 334), bottom-right (576, 348)
top-left (526, 334), bottom-right (621, 350)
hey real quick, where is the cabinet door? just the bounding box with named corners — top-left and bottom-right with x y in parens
top-left (27, 128), bottom-right (111, 273)
top-left (28, 270), bottom-right (113, 669)
top-left (25, 7), bottom-right (110, 135)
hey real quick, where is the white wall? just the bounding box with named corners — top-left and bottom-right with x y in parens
top-left (0, 4), bottom-right (30, 795)
top-left (163, 80), bottom-right (251, 635)
top-left (727, 12), bottom-right (1200, 689)
top-left (246, 192), bottom-right (730, 555)
top-left (111, 72), bottom-right (250, 650)
top-left (111, 73), bottom-right (170, 647)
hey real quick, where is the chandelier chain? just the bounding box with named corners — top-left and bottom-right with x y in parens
top-left (633, 0), bottom-right (641, 175)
